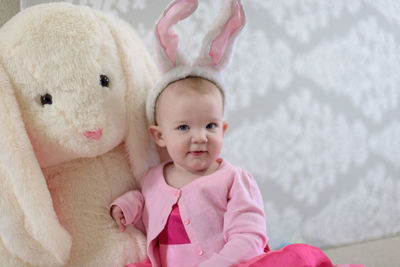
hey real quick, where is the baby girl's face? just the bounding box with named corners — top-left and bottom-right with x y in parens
top-left (153, 78), bottom-right (227, 175)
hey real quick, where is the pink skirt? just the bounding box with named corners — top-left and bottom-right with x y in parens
top-left (238, 244), bottom-right (364, 267)
top-left (125, 243), bottom-right (364, 267)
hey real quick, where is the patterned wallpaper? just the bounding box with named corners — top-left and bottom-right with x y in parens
top-left (20, 0), bottom-right (400, 249)
top-left (0, 0), bottom-right (20, 26)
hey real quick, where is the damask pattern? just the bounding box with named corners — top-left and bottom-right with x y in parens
top-left (295, 17), bottom-right (400, 123)
top-left (304, 164), bottom-right (400, 247)
top-left (263, 202), bottom-right (302, 249)
top-left (223, 90), bottom-right (368, 205)
top-left (370, 121), bottom-right (400, 168)
top-left (21, 0), bottom-right (400, 250)
top-left (64, 0), bottom-right (146, 14)
top-left (225, 35), bottom-right (292, 111)
top-left (250, 0), bottom-right (362, 43)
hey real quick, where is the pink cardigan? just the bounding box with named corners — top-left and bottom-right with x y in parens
top-left (112, 159), bottom-right (268, 267)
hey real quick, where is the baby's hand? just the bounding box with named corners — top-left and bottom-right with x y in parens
top-left (110, 205), bottom-right (126, 232)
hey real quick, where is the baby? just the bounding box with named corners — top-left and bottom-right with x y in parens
top-left (111, 76), bottom-right (268, 267)
top-left (110, 0), bottom-right (361, 266)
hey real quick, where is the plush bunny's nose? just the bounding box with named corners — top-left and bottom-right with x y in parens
top-left (84, 128), bottom-right (103, 140)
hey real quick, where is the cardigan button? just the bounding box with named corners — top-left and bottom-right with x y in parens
top-left (173, 191), bottom-right (180, 197)
top-left (184, 219), bottom-right (190, 225)
top-left (197, 249), bottom-right (204, 256)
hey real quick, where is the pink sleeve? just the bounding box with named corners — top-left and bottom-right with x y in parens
top-left (110, 190), bottom-right (144, 226)
top-left (199, 170), bottom-right (268, 267)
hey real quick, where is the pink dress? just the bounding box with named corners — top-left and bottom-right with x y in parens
top-left (126, 205), bottom-right (364, 267)
top-left (128, 204), bottom-right (363, 267)
top-left (158, 205), bottom-right (202, 267)
top-left (118, 159), bottom-right (364, 267)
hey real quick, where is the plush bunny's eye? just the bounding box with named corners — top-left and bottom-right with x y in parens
top-left (40, 93), bottom-right (53, 106)
top-left (100, 74), bottom-right (110, 87)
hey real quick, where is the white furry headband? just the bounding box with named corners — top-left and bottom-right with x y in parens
top-left (146, 0), bottom-right (246, 125)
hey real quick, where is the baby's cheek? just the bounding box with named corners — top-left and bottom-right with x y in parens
top-left (212, 139), bottom-right (224, 156)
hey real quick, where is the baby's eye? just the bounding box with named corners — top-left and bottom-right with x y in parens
top-left (206, 123), bottom-right (217, 129)
top-left (177, 125), bottom-right (189, 131)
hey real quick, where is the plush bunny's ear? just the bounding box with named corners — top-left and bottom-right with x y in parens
top-left (0, 57), bottom-right (71, 266)
top-left (154, 0), bottom-right (198, 72)
top-left (195, 0), bottom-right (245, 71)
top-left (98, 13), bottom-right (160, 182)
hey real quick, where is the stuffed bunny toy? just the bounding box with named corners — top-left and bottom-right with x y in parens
top-left (0, 3), bottom-right (159, 267)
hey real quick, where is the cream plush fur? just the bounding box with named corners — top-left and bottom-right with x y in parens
top-left (0, 3), bottom-right (159, 267)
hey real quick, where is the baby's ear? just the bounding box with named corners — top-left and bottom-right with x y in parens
top-left (149, 125), bottom-right (166, 147)
top-left (222, 121), bottom-right (229, 136)
top-left (0, 53), bottom-right (71, 266)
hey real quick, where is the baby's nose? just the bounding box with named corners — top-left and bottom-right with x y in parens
top-left (192, 130), bottom-right (207, 143)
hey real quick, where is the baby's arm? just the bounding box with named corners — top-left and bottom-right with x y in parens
top-left (110, 190), bottom-right (144, 232)
top-left (199, 170), bottom-right (268, 267)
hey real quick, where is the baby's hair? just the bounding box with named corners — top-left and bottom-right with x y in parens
top-left (153, 76), bottom-right (225, 125)
top-left (170, 76), bottom-right (225, 100)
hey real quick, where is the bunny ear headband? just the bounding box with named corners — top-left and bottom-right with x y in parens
top-left (146, 0), bottom-right (246, 125)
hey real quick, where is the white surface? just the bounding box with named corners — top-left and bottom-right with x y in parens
top-left (324, 235), bottom-right (400, 267)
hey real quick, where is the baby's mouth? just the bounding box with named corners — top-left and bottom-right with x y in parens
top-left (189, 150), bottom-right (206, 156)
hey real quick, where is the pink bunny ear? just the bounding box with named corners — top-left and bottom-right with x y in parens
top-left (195, 0), bottom-right (245, 71)
top-left (209, 0), bottom-right (245, 66)
top-left (155, 0), bottom-right (198, 71)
